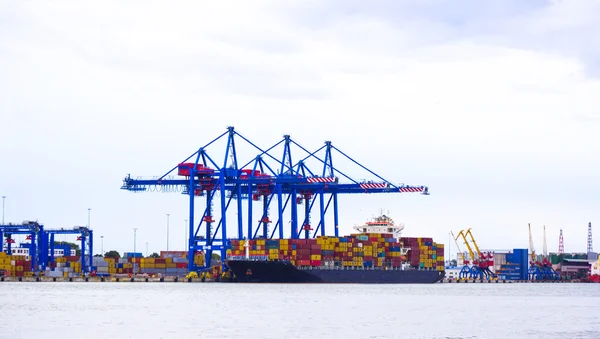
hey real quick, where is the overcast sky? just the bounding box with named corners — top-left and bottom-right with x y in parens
top-left (1, 1), bottom-right (598, 258)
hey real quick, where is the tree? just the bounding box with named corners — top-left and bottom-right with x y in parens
top-left (149, 252), bottom-right (160, 258)
top-left (211, 253), bottom-right (221, 260)
top-left (104, 250), bottom-right (120, 259)
top-left (93, 254), bottom-right (103, 257)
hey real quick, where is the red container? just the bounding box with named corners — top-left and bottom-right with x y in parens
top-left (310, 244), bottom-right (321, 251)
top-left (176, 263), bottom-right (186, 268)
top-left (310, 260), bottom-right (321, 266)
top-left (296, 260), bottom-right (310, 266)
top-left (297, 249), bottom-right (310, 256)
top-left (155, 259), bottom-right (166, 265)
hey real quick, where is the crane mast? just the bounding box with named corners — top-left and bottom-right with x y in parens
top-left (542, 225), bottom-right (548, 259)
top-left (528, 223), bottom-right (536, 263)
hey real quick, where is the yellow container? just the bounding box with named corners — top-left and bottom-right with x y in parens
top-left (310, 254), bottom-right (321, 261)
top-left (63, 271), bottom-right (69, 277)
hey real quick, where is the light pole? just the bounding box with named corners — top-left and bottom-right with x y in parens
top-left (101, 236), bottom-right (104, 255)
top-left (166, 213), bottom-right (170, 252)
top-left (146, 242), bottom-right (148, 257)
top-left (184, 219), bottom-right (188, 251)
top-left (87, 208), bottom-right (91, 229)
top-left (133, 228), bottom-right (137, 274)
top-left (2, 196), bottom-right (6, 225)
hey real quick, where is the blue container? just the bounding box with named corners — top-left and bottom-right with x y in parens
top-left (291, 244), bottom-right (297, 250)
top-left (339, 238), bottom-right (348, 243)
top-left (363, 261), bottom-right (373, 267)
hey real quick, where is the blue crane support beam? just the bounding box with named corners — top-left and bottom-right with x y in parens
top-left (43, 227), bottom-right (93, 274)
top-left (120, 126), bottom-right (429, 273)
top-left (1, 222), bottom-right (45, 272)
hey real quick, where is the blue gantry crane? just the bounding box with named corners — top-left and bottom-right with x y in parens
top-left (42, 226), bottom-right (94, 273)
top-left (1, 222), bottom-right (93, 273)
top-left (121, 127), bottom-right (430, 272)
top-left (0, 221), bottom-right (45, 271)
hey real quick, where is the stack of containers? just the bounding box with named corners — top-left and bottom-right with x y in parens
top-left (226, 234), bottom-right (445, 270)
top-left (92, 257), bottom-right (116, 276)
top-left (9, 256), bottom-right (29, 277)
top-left (154, 257), bottom-right (166, 276)
top-left (116, 257), bottom-right (133, 275)
top-left (497, 248), bottom-right (528, 280)
top-left (140, 257), bottom-right (155, 275)
top-left (436, 244), bottom-right (445, 271)
top-left (0, 252), bottom-right (10, 274)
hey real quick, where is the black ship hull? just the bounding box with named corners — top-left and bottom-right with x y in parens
top-left (226, 259), bottom-right (444, 284)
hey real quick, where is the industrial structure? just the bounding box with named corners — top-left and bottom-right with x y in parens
top-left (452, 228), bottom-right (495, 280)
top-left (0, 221), bottom-right (44, 271)
top-left (120, 126), bottom-right (429, 272)
top-left (1, 221), bottom-right (93, 273)
top-left (42, 227), bottom-right (93, 273)
top-left (588, 222), bottom-right (593, 254)
top-left (558, 229), bottom-right (564, 254)
top-left (527, 224), bottom-right (560, 281)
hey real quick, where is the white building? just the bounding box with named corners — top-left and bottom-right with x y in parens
top-left (2, 246), bottom-right (76, 257)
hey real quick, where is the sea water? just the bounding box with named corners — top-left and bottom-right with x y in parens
top-left (0, 282), bottom-right (598, 339)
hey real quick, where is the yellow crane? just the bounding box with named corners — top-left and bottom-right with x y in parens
top-left (456, 230), bottom-right (476, 263)
top-left (464, 228), bottom-right (483, 260)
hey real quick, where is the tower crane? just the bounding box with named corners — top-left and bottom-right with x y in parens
top-left (120, 127), bottom-right (430, 272)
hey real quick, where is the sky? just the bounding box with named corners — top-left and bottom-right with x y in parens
top-left (0, 0), bottom-right (598, 258)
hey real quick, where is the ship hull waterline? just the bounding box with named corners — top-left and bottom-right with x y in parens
top-left (226, 259), bottom-right (444, 284)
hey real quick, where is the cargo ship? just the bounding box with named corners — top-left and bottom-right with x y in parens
top-left (226, 214), bottom-right (445, 284)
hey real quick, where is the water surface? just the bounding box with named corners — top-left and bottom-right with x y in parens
top-left (1, 282), bottom-right (598, 339)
